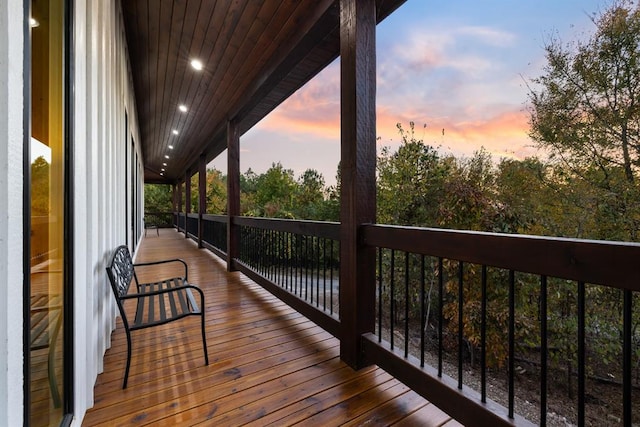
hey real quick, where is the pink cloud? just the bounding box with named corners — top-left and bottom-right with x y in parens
top-left (376, 108), bottom-right (537, 161)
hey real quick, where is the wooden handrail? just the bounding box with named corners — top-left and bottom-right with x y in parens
top-left (362, 224), bottom-right (640, 291)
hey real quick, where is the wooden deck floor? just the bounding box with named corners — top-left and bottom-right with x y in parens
top-left (83, 229), bottom-right (457, 426)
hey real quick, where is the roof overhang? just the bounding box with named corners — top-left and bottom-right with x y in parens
top-left (122, 0), bottom-right (406, 184)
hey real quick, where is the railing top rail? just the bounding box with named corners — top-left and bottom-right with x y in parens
top-left (363, 223), bottom-right (640, 291)
top-left (234, 216), bottom-right (340, 240)
top-left (202, 214), bottom-right (227, 223)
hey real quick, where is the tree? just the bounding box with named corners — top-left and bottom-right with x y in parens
top-left (528, 1), bottom-right (640, 240)
top-left (254, 162), bottom-right (297, 218)
top-left (31, 156), bottom-right (50, 215)
top-left (294, 169), bottom-right (326, 219)
top-left (377, 122), bottom-right (451, 226)
top-left (206, 168), bottom-right (227, 214)
top-left (144, 183), bottom-right (172, 212)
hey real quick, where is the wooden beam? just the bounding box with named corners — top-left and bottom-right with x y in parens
top-left (227, 120), bottom-right (240, 271)
top-left (198, 155), bottom-right (207, 248)
top-left (339, 0), bottom-right (377, 369)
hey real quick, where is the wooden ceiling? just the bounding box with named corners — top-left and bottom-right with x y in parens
top-left (121, 0), bottom-right (405, 184)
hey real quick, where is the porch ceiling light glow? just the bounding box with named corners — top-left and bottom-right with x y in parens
top-left (30, 17), bottom-right (39, 27)
top-left (190, 59), bottom-right (203, 71)
top-left (172, 129), bottom-right (179, 135)
top-left (164, 155), bottom-right (170, 159)
top-left (178, 104), bottom-right (188, 113)
top-left (162, 162), bottom-right (167, 166)
top-left (168, 145), bottom-right (174, 149)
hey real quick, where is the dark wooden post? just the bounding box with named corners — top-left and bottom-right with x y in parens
top-left (198, 155), bottom-right (207, 248)
top-left (185, 171), bottom-right (191, 238)
top-left (177, 181), bottom-right (183, 233)
top-left (227, 120), bottom-right (240, 271)
top-left (339, 0), bottom-right (377, 369)
top-left (172, 184), bottom-right (177, 226)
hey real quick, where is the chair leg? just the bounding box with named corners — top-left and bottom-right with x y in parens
top-left (123, 331), bottom-right (132, 388)
top-left (200, 312), bottom-right (208, 365)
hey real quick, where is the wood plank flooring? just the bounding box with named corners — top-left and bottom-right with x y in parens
top-left (83, 229), bottom-right (455, 426)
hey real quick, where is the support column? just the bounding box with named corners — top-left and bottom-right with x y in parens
top-left (171, 184), bottom-right (177, 226)
top-left (198, 155), bottom-right (207, 248)
top-left (177, 181), bottom-right (183, 233)
top-left (227, 120), bottom-right (240, 271)
top-left (185, 171), bottom-right (191, 238)
top-left (339, 0), bottom-right (377, 369)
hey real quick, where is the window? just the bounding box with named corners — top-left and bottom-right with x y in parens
top-left (29, 0), bottom-right (70, 424)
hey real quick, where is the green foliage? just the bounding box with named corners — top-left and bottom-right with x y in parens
top-left (528, 0), bottom-right (640, 240)
top-left (144, 183), bottom-right (172, 212)
top-left (206, 168), bottom-right (227, 214)
top-left (378, 122), bottom-right (451, 226)
top-left (31, 156), bottom-right (50, 215)
top-left (252, 162), bottom-right (297, 218)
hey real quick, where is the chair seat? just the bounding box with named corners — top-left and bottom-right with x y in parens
top-left (131, 278), bottom-right (201, 329)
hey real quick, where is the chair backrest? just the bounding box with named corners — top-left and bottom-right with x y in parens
top-left (106, 245), bottom-right (135, 300)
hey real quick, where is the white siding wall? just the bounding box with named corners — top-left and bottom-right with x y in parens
top-left (72, 0), bottom-right (141, 424)
top-left (0, 0), bottom-right (141, 423)
top-left (0, 0), bottom-right (24, 425)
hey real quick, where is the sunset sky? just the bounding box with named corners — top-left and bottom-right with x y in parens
top-left (210, 0), bottom-right (606, 185)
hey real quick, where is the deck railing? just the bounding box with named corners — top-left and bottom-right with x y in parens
top-left (201, 214), bottom-right (227, 258)
top-left (186, 213), bottom-right (198, 238)
top-left (233, 217), bottom-right (341, 337)
top-left (363, 224), bottom-right (640, 426)
top-left (168, 213), bottom-right (639, 426)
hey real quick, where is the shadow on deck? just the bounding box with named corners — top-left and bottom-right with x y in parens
top-left (83, 229), bottom-right (458, 426)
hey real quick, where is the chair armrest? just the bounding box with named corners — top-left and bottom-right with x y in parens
top-left (133, 258), bottom-right (188, 281)
top-left (120, 282), bottom-right (201, 300)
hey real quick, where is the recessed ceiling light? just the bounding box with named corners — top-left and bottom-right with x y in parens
top-left (162, 162), bottom-right (167, 166)
top-left (164, 155), bottom-right (170, 159)
top-left (161, 168), bottom-right (165, 172)
top-left (178, 105), bottom-right (188, 113)
top-left (30, 17), bottom-right (39, 27)
top-left (160, 173), bottom-right (164, 176)
top-left (168, 145), bottom-right (174, 149)
top-left (172, 129), bottom-right (179, 135)
top-left (190, 59), bottom-right (203, 71)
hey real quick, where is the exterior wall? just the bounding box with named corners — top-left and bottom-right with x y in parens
top-left (71, 0), bottom-right (142, 424)
top-left (0, 0), bottom-right (141, 423)
top-left (0, 1), bottom-right (25, 426)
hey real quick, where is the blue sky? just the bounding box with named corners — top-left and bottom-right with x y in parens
top-left (210, 0), bottom-right (607, 185)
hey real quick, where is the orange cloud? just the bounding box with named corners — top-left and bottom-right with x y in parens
top-left (376, 108), bottom-right (538, 161)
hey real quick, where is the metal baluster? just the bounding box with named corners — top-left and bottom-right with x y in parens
top-left (316, 237), bottom-right (320, 307)
top-left (378, 247), bottom-right (383, 342)
top-left (577, 281), bottom-right (585, 427)
top-left (481, 265), bottom-right (487, 403)
top-left (420, 254), bottom-right (426, 367)
top-left (508, 270), bottom-right (515, 417)
top-left (323, 238), bottom-right (327, 310)
top-left (438, 257), bottom-right (443, 377)
top-left (330, 239), bottom-right (334, 314)
top-left (305, 235), bottom-right (309, 301)
top-left (623, 289), bottom-right (632, 427)
top-left (458, 261), bottom-right (464, 389)
top-left (390, 249), bottom-right (395, 350)
top-left (404, 252), bottom-right (410, 358)
top-left (540, 275), bottom-right (548, 427)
